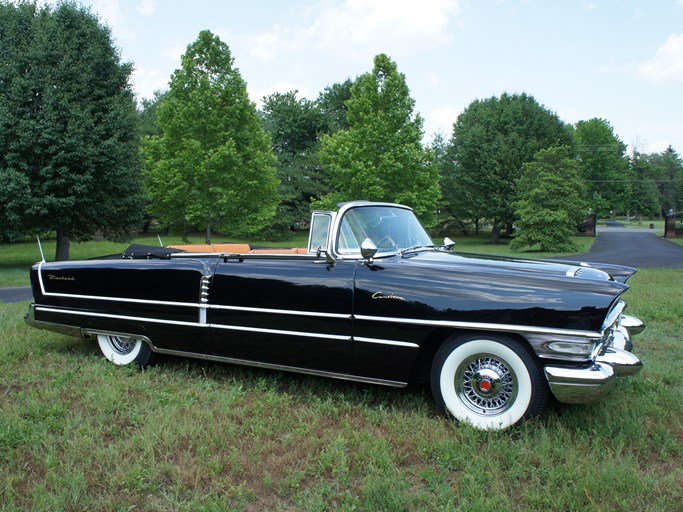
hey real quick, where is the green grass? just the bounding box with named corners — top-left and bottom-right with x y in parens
top-left (0, 269), bottom-right (680, 510)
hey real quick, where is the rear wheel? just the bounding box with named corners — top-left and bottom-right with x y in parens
top-left (97, 334), bottom-right (153, 367)
top-left (431, 334), bottom-right (547, 430)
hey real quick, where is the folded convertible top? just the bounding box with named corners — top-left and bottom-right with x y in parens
top-left (123, 244), bottom-right (187, 259)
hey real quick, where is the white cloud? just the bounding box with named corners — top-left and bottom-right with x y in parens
top-left (250, 29), bottom-right (282, 61)
top-left (132, 64), bottom-right (169, 101)
top-left (89, 0), bottom-right (132, 38)
top-left (637, 33), bottom-right (683, 83)
top-left (251, 0), bottom-right (461, 62)
top-left (427, 72), bottom-right (441, 87)
top-left (425, 105), bottom-right (460, 138)
top-left (136, 0), bottom-right (156, 16)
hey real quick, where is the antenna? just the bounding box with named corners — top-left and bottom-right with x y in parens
top-left (157, 234), bottom-right (164, 247)
top-left (37, 236), bottom-right (46, 263)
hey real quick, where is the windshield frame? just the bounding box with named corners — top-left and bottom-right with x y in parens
top-left (331, 202), bottom-right (434, 259)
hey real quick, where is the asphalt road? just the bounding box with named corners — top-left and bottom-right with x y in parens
top-left (1, 286), bottom-right (33, 303)
top-left (2, 228), bottom-right (681, 303)
top-left (557, 226), bottom-right (683, 269)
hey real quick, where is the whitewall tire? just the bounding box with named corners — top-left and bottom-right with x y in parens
top-left (97, 334), bottom-right (153, 367)
top-left (431, 334), bottom-right (547, 430)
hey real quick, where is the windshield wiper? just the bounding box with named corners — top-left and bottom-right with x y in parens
top-left (399, 245), bottom-right (437, 257)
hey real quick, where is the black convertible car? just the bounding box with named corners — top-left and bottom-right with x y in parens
top-left (25, 201), bottom-right (644, 430)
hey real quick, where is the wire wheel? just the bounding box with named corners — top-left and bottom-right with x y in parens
top-left (431, 334), bottom-right (547, 430)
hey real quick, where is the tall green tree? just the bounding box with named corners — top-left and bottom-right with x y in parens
top-left (0, 1), bottom-right (142, 259)
top-left (144, 31), bottom-right (279, 242)
top-left (647, 145), bottom-right (683, 215)
top-left (260, 90), bottom-right (328, 237)
top-left (574, 118), bottom-right (629, 216)
top-left (317, 54), bottom-right (440, 226)
top-left (316, 79), bottom-right (354, 133)
top-left (138, 90), bottom-right (165, 138)
top-left (625, 151), bottom-right (660, 222)
top-left (511, 146), bottom-right (586, 252)
top-left (444, 93), bottom-right (572, 242)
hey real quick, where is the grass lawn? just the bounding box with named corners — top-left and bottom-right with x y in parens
top-left (0, 269), bottom-right (680, 510)
top-left (0, 232), bottom-right (594, 288)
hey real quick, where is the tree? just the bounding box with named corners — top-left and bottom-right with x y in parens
top-left (510, 146), bottom-right (586, 252)
top-left (0, 1), bottom-right (143, 259)
top-left (574, 118), bottom-right (629, 216)
top-left (444, 93), bottom-right (572, 242)
top-left (625, 151), bottom-right (660, 222)
top-left (317, 54), bottom-right (440, 226)
top-left (138, 90), bottom-right (166, 138)
top-left (144, 31), bottom-right (279, 242)
top-left (316, 79), bottom-right (354, 133)
top-left (647, 145), bottom-right (683, 215)
top-left (259, 90), bottom-right (329, 238)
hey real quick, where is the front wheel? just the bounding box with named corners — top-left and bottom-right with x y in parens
top-left (431, 334), bottom-right (547, 430)
top-left (97, 334), bottom-right (153, 367)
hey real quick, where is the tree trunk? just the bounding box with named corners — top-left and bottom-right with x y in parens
top-left (491, 220), bottom-right (500, 245)
top-left (505, 222), bottom-right (514, 238)
top-left (205, 214), bottom-right (212, 244)
top-left (55, 224), bottom-right (70, 261)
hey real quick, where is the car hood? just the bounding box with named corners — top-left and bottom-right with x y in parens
top-left (400, 250), bottom-right (637, 284)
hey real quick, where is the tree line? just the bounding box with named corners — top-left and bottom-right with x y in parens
top-left (2, 2), bottom-right (682, 259)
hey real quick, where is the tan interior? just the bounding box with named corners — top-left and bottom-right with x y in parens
top-left (168, 243), bottom-right (308, 255)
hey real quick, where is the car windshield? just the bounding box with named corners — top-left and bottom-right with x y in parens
top-left (337, 206), bottom-right (434, 255)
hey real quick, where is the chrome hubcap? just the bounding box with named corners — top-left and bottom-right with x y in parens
top-left (456, 354), bottom-right (518, 415)
top-left (108, 335), bottom-right (137, 355)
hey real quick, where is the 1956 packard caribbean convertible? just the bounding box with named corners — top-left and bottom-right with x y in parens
top-left (25, 201), bottom-right (645, 430)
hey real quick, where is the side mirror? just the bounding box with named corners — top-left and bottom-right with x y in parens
top-left (443, 237), bottom-right (455, 251)
top-left (360, 238), bottom-right (378, 262)
top-left (316, 245), bottom-right (336, 264)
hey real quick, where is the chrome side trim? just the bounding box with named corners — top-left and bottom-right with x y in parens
top-left (38, 291), bottom-right (203, 309)
top-left (211, 323), bottom-right (350, 341)
top-left (33, 306), bottom-right (208, 328)
top-left (148, 346), bottom-right (408, 388)
top-left (354, 337), bottom-right (419, 349)
top-left (209, 304), bottom-right (351, 319)
top-left (354, 314), bottom-right (602, 340)
top-left (32, 306), bottom-right (419, 348)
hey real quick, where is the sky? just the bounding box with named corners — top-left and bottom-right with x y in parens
top-left (43, 0), bottom-right (683, 154)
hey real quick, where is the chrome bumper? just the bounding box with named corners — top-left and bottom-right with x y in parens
top-left (544, 313), bottom-right (644, 404)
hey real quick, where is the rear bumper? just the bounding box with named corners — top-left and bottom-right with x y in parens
top-left (544, 313), bottom-right (644, 404)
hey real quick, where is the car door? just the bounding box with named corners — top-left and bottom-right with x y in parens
top-left (210, 255), bottom-right (355, 373)
top-left (351, 259), bottom-right (430, 383)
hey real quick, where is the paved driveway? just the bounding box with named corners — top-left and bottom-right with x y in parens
top-left (557, 227), bottom-right (683, 269)
top-left (0, 286), bottom-right (33, 303)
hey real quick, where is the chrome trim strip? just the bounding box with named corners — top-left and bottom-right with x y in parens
top-left (354, 336), bottom-right (419, 349)
top-left (38, 260), bottom-right (46, 295)
top-left (33, 306), bottom-right (208, 328)
top-left (209, 304), bottom-right (351, 319)
top-left (354, 314), bottom-right (602, 339)
top-left (211, 323), bottom-right (350, 341)
top-left (39, 291), bottom-right (203, 309)
top-left (148, 346), bottom-right (407, 388)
